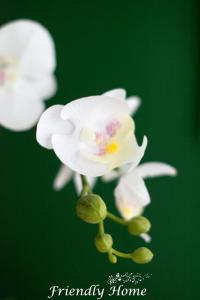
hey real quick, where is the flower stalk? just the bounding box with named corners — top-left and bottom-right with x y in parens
top-left (107, 211), bottom-right (127, 225)
top-left (80, 174), bottom-right (92, 196)
top-left (111, 248), bottom-right (132, 259)
top-left (98, 221), bottom-right (105, 236)
top-left (78, 174), bottom-right (153, 264)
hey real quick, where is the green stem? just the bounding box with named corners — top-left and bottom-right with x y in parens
top-left (80, 174), bottom-right (89, 187)
top-left (98, 221), bottom-right (105, 235)
top-left (80, 174), bottom-right (91, 197)
top-left (107, 211), bottom-right (127, 226)
top-left (112, 248), bottom-right (131, 259)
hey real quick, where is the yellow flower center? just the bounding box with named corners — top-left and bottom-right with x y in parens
top-left (106, 142), bottom-right (119, 154)
top-left (122, 207), bottom-right (133, 218)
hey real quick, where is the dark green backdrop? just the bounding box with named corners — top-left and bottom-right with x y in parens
top-left (1, 0), bottom-right (200, 299)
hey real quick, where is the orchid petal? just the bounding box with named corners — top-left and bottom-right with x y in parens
top-left (140, 233), bottom-right (152, 243)
top-left (127, 96), bottom-right (141, 116)
top-left (0, 20), bottom-right (56, 78)
top-left (30, 75), bottom-right (57, 99)
top-left (0, 83), bottom-right (44, 131)
top-left (114, 172), bottom-right (150, 220)
top-left (36, 105), bottom-right (74, 149)
top-left (61, 96), bottom-right (130, 128)
top-left (53, 164), bottom-right (73, 191)
top-left (103, 88), bottom-right (126, 100)
top-left (120, 173), bottom-right (150, 206)
top-left (136, 162), bottom-right (177, 179)
top-left (102, 170), bottom-right (119, 182)
top-left (114, 185), bottom-right (145, 220)
top-left (102, 164), bottom-right (131, 182)
top-left (127, 135), bottom-right (148, 171)
top-left (52, 134), bottom-right (109, 176)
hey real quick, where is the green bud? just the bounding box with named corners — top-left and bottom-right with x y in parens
top-left (108, 252), bottom-right (117, 264)
top-left (76, 194), bottom-right (107, 224)
top-left (95, 233), bottom-right (113, 253)
top-left (128, 216), bottom-right (151, 236)
top-left (131, 247), bottom-right (153, 264)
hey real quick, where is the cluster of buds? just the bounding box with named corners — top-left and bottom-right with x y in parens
top-left (76, 191), bottom-right (153, 264)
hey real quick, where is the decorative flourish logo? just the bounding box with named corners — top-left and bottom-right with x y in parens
top-left (107, 272), bottom-right (152, 285)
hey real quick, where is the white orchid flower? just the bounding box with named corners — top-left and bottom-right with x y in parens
top-left (53, 88), bottom-right (141, 191)
top-left (53, 164), bottom-right (96, 194)
top-left (114, 162), bottom-right (177, 242)
top-left (36, 91), bottom-right (147, 177)
top-left (0, 19), bottom-right (56, 131)
top-left (114, 162), bottom-right (177, 220)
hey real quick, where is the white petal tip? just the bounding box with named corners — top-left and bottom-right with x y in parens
top-left (140, 135), bottom-right (148, 153)
top-left (53, 180), bottom-right (62, 191)
top-left (103, 88), bottom-right (126, 100)
top-left (140, 233), bottom-right (152, 243)
top-left (169, 167), bottom-right (178, 176)
top-left (127, 96), bottom-right (141, 115)
top-left (143, 135), bottom-right (148, 146)
top-left (52, 164), bottom-right (73, 192)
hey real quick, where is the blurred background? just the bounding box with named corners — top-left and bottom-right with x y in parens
top-left (0, 0), bottom-right (200, 299)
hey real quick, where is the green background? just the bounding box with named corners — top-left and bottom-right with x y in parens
top-left (0, 0), bottom-right (200, 299)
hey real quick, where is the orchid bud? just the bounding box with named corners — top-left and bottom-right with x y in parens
top-left (128, 216), bottom-right (151, 236)
top-left (131, 247), bottom-right (153, 264)
top-left (95, 233), bottom-right (113, 253)
top-left (76, 194), bottom-right (107, 224)
top-left (108, 252), bottom-right (117, 264)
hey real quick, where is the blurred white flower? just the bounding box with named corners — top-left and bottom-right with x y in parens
top-left (0, 19), bottom-right (56, 131)
top-left (36, 91), bottom-right (147, 177)
top-left (114, 162), bottom-right (177, 221)
top-left (53, 88), bottom-right (141, 191)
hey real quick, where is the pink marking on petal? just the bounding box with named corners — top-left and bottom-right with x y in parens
top-left (95, 132), bottom-right (107, 145)
top-left (95, 132), bottom-right (107, 156)
top-left (95, 121), bottom-right (121, 156)
top-left (98, 148), bottom-right (106, 156)
top-left (106, 120), bottom-right (120, 137)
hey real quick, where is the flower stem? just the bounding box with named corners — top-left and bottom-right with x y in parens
top-left (80, 174), bottom-right (89, 187)
top-left (80, 175), bottom-right (91, 197)
top-left (112, 248), bottom-right (131, 259)
top-left (98, 221), bottom-right (105, 235)
top-left (107, 211), bottom-right (127, 226)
